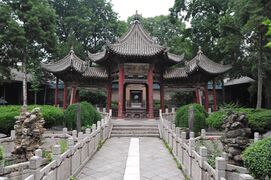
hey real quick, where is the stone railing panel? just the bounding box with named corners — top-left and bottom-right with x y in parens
top-left (159, 109), bottom-right (254, 180)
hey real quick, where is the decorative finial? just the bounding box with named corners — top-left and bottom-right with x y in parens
top-left (197, 46), bottom-right (203, 55)
top-left (70, 46), bottom-right (74, 54)
top-left (133, 10), bottom-right (140, 23)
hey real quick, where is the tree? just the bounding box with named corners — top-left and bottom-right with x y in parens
top-left (171, 0), bottom-right (271, 108)
top-left (0, 0), bottom-right (57, 106)
top-left (49, 0), bottom-right (127, 59)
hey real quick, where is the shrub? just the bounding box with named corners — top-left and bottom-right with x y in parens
top-left (206, 111), bottom-right (227, 130)
top-left (175, 103), bottom-right (208, 133)
top-left (64, 101), bottom-right (101, 130)
top-left (59, 139), bottom-right (67, 153)
top-left (0, 105), bottom-right (64, 134)
top-left (0, 146), bottom-right (4, 160)
top-left (206, 108), bottom-right (271, 133)
top-left (79, 90), bottom-right (106, 106)
top-left (242, 137), bottom-right (271, 179)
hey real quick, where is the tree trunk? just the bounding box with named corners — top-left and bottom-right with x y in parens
top-left (256, 35), bottom-right (263, 109)
top-left (34, 91), bottom-right (37, 104)
top-left (43, 85), bottom-right (47, 105)
top-left (221, 79), bottom-right (225, 104)
top-left (22, 57), bottom-right (27, 106)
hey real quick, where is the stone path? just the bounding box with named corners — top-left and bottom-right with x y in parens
top-left (77, 137), bottom-right (185, 180)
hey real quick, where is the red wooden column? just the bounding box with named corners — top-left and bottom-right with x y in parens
top-left (147, 64), bottom-right (154, 119)
top-left (63, 84), bottom-right (67, 109)
top-left (54, 77), bottom-right (59, 107)
top-left (106, 78), bottom-right (112, 112)
top-left (212, 80), bottom-right (217, 111)
top-left (160, 77), bottom-right (165, 113)
top-left (204, 83), bottom-right (209, 111)
top-left (195, 87), bottom-right (200, 104)
top-left (117, 64), bottom-right (124, 118)
top-left (71, 85), bottom-right (77, 104)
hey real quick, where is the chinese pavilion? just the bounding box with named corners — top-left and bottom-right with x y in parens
top-left (41, 16), bottom-right (232, 119)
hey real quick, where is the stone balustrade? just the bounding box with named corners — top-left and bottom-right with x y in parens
top-left (159, 109), bottom-right (255, 180)
top-left (0, 110), bottom-right (112, 180)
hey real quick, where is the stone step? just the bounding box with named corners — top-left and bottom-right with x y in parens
top-left (110, 134), bottom-right (160, 137)
top-left (113, 127), bottom-right (158, 131)
top-left (113, 124), bottom-right (158, 128)
top-left (111, 131), bottom-right (159, 135)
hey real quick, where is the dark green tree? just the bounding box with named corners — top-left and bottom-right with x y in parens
top-left (0, 0), bottom-right (57, 105)
top-left (49, 0), bottom-right (127, 59)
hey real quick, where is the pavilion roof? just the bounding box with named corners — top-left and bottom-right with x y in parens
top-left (186, 47), bottom-right (232, 75)
top-left (41, 48), bottom-right (86, 74)
top-left (163, 47), bottom-right (232, 80)
top-left (41, 48), bottom-right (108, 81)
top-left (164, 67), bottom-right (188, 79)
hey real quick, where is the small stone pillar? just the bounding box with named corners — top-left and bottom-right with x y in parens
top-left (201, 129), bottom-right (206, 139)
top-left (68, 137), bottom-right (74, 148)
top-left (254, 132), bottom-right (259, 143)
top-left (239, 174), bottom-right (254, 180)
top-left (181, 132), bottom-right (186, 143)
top-left (215, 157), bottom-right (226, 180)
top-left (166, 108), bottom-right (169, 114)
top-left (85, 128), bottom-right (91, 135)
top-left (172, 107), bottom-right (175, 113)
top-left (10, 130), bottom-right (15, 139)
top-left (78, 132), bottom-right (84, 140)
top-left (72, 130), bottom-right (77, 139)
top-left (29, 156), bottom-right (42, 180)
top-left (92, 124), bottom-right (96, 133)
top-left (97, 121), bottom-right (101, 129)
top-left (159, 109), bottom-right (162, 117)
top-left (52, 145), bottom-right (61, 161)
top-left (200, 146), bottom-right (208, 180)
top-left (221, 152), bottom-right (229, 164)
top-left (176, 127), bottom-right (181, 137)
top-left (63, 128), bottom-right (68, 136)
top-left (188, 137), bottom-right (195, 177)
top-left (190, 131), bottom-right (195, 139)
top-left (34, 149), bottom-right (42, 157)
top-left (109, 109), bottom-right (112, 117)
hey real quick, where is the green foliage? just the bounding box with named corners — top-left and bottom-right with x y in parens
top-left (206, 108), bottom-right (271, 133)
top-left (175, 104), bottom-right (208, 133)
top-left (0, 146), bottom-right (4, 160)
top-left (0, 105), bottom-right (64, 134)
top-left (263, 19), bottom-right (271, 48)
top-left (79, 90), bottom-right (106, 107)
top-left (64, 101), bottom-right (101, 130)
top-left (242, 137), bottom-right (271, 179)
top-left (206, 111), bottom-right (227, 130)
top-left (59, 139), bottom-right (68, 154)
top-left (170, 91), bottom-right (194, 107)
top-left (42, 150), bottom-right (52, 162)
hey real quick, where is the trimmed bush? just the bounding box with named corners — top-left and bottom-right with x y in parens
top-left (206, 111), bottom-right (227, 130)
top-left (64, 101), bottom-right (101, 129)
top-left (175, 103), bottom-right (208, 133)
top-left (79, 90), bottom-right (106, 106)
top-left (242, 137), bottom-right (271, 179)
top-left (0, 105), bottom-right (64, 134)
top-left (206, 108), bottom-right (271, 133)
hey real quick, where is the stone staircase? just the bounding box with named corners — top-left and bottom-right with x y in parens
top-left (110, 123), bottom-right (160, 137)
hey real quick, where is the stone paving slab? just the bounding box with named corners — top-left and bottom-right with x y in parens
top-left (77, 137), bottom-right (185, 180)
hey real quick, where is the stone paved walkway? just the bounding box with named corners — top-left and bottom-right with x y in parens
top-left (77, 137), bottom-right (185, 180)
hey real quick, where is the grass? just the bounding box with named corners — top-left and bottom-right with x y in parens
top-left (162, 139), bottom-right (190, 180)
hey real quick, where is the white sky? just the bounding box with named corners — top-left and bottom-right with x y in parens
top-left (111, 0), bottom-right (175, 21)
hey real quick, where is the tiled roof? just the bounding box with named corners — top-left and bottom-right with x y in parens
top-left (224, 76), bottom-right (255, 86)
top-left (41, 48), bottom-right (86, 73)
top-left (83, 67), bottom-right (108, 79)
top-left (88, 50), bottom-right (107, 62)
top-left (167, 53), bottom-right (185, 63)
top-left (107, 21), bottom-right (165, 56)
top-left (164, 67), bottom-right (188, 79)
top-left (186, 47), bottom-right (232, 74)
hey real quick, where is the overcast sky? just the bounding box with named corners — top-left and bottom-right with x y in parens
top-left (111, 0), bottom-right (175, 21)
